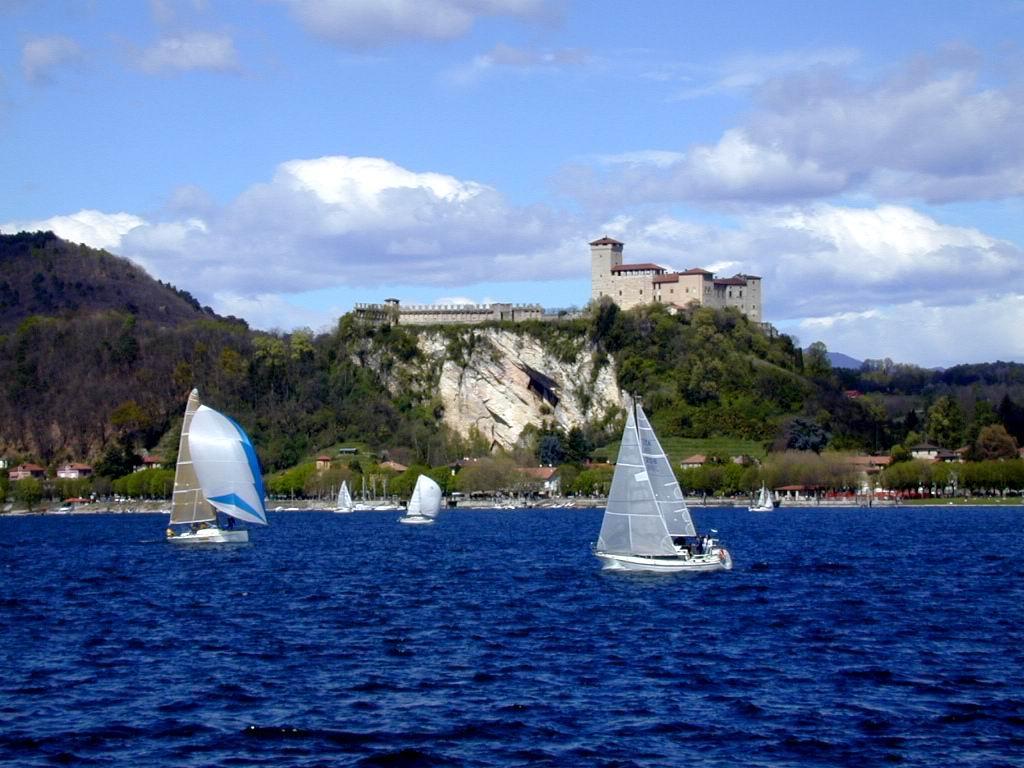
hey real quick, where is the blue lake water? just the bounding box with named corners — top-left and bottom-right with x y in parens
top-left (1, 506), bottom-right (1023, 767)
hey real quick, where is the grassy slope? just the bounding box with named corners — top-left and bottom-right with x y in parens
top-left (595, 436), bottom-right (767, 465)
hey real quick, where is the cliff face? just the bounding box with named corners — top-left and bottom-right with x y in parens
top-left (383, 327), bottom-right (622, 450)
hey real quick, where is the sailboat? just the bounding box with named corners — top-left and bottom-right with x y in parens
top-left (334, 480), bottom-right (354, 513)
top-left (749, 484), bottom-right (776, 512)
top-left (399, 474), bottom-right (443, 525)
top-left (165, 389), bottom-right (268, 544)
top-left (594, 399), bottom-right (732, 573)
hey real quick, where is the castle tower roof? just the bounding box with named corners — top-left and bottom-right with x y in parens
top-left (589, 236), bottom-right (623, 246)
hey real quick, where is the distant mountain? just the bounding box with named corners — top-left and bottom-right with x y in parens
top-left (827, 351), bottom-right (862, 369)
top-left (0, 231), bottom-right (212, 329)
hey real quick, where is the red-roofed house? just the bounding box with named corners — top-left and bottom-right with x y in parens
top-left (315, 455), bottom-right (333, 471)
top-left (9, 463), bottom-right (45, 480)
top-left (679, 454), bottom-right (707, 470)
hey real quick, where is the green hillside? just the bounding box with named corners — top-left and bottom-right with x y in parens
top-left (2, 231), bottom-right (1024, 489)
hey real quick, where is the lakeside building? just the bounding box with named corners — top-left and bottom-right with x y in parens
top-left (590, 236), bottom-right (763, 322)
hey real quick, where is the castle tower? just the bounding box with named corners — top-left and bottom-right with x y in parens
top-left (590, 236), bottom-right (623, 302)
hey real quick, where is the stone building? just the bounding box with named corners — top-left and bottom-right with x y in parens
top-left (590, 236), bottom-right (763, 322)
top-left (354, 298), bottom-right (544, 326)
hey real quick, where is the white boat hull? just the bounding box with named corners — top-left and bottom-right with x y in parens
top-left (333, 508), bottom-right (354, 514)
top-left (167, 527), bottom-right (249, 544)
top-left (595, 548), bottom-right (732, 573)
top-left (748, 504), bottom-right (774, 512)
top-left (399, 515), bottom-right (434, 525)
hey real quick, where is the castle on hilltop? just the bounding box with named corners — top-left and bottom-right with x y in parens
top-left (354, 298), bottom-right (547, 326)
top-left (354, 237), bottom-right (764, 326)
top-left (590, 236), bottom-right (763, 322)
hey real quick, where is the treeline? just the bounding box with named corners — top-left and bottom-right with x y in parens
top-left (5, 232), bottom-right (1024, 491)
top-left (879, 459), bottom-right (1024, 495)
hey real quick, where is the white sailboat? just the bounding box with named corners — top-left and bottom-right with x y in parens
top-left (399, 474), bottom-right (443, 525)
top-left (594, 400), bottom-right (732, 573)
top-left (165, 389), bottom-right (268, 544)
top-left (748, 484), bottom-right (775, 512)
top-left (334, 480), bottom-right (354, 513)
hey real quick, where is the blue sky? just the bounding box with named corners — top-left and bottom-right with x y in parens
top-left (2, 0), bottom-right (1023, 367)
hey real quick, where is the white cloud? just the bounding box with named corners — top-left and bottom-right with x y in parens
top-left (149, 0), bottom-right (211, 25)
top-left (789, 296), bottom-right (1024, 369)
top-left (211, 292), bottom-right (341, 332)
top-left (22, 36), bottom-right (83, 85)
top-left (590, 150), bottom-right (686, 168)
top-left (561, 129), bottom-right (848, 208)
top-left (1, 210), bottom-right (146, 250)
top-left (278, 0), bottom-right (550, 47)
top-left (674, 46), bottom-right (861, 100)
top-left (104, 154), bottom-right (584, 300)
top-left (564, 49), bottom-right (1024, 207)
top-left (447, 43), bottom-right (590, 84)
top-left (135, 31), bottom-right (239, 74)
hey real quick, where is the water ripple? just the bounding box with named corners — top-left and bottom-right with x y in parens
top-left (1, 506), bottom-right (1023, 766)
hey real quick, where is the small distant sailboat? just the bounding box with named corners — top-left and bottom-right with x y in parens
top-left (334, 480), bottom-right (354, 513)
top-left (748, 484), bottom-right (776, 512)
top-left (399, 474), bottom-right (442, 525)
top-left (594, 399), bottom-right (732, 573)
top-left (165, 389), bottom-right (268, 544)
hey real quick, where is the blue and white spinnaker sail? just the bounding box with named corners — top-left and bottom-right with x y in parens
top-left (188, 404), bottom-right (268, 525)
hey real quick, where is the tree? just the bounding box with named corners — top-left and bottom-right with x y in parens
top-left (538, 435), bottom-right (565, 466)
top-left (927, 396), bottom-right (965, 449)
top-left (804, 341), bottom-right (832, 379)
top-left (785, 417), bottom-right (829, 453)
top-left (14, 477), bottom-right (42, 511)
top-left (973, 424), bottom-right (1018, 461)
top-left (998, 395), bottom-right (1024, 444)
top-left (94, 442), bottom-right (138, 479)
top-left (454, 456), bottom-right (519, 494)
top-left (564, 427), bottom-right (593, 464)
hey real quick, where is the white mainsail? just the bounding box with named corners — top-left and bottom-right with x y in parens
top-left (635, 405), bottom-right (697, 539)
top-left (170, 389), bottom-right (267, 527)
top-left (170, 389), bottom-right (216, 525)
top-left (336, 480), bottom-right (353, 511)
top-left (404, 475), bottom-right (442, 520)
top-left (596, 403), bottom-right (677, 557)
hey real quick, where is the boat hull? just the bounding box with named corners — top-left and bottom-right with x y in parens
top-left (399, 515), bottom-right (434, 525)
top-left (167, 527), bottom-right (249, 544)
top-left (748, 504), bottom-right (774, 512)
top-left (595, 548), bottom-right (732, 573)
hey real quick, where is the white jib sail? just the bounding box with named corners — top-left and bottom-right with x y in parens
top-left (635, 405), bottom-right (697, 538)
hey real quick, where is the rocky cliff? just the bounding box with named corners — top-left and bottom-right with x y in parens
top-left (374, 327), bottom-right (623, 450)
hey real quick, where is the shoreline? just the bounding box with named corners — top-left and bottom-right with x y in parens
top-left (4, 497), bottom-right (1024, 516)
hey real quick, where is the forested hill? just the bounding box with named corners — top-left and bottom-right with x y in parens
top-left (2, 231), bottom-right (1023, 476)
top-left (0, 231), bottom-right (213, 329)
